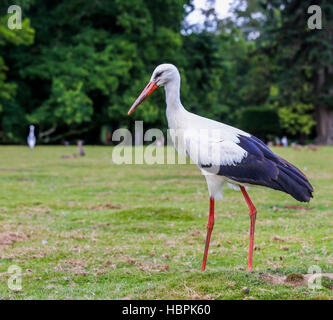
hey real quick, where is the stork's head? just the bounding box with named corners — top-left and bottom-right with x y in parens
top-left (128, 64), bottom-right (180, 115)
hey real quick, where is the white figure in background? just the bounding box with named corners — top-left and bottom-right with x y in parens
top-left (281, 136), bottom-right (288, 147)
top-left (156, 136), bottom-right (165, 147)
top-left (27, 125), bottom-right (36, 149)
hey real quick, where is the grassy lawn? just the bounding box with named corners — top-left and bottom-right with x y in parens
top-left (0, 145), bottom-right (332, 300)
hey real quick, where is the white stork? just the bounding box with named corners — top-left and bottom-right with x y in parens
top-left (128, 64), bottom-right (313, 272)
top-left (27, 125), bottom-right (36, 149)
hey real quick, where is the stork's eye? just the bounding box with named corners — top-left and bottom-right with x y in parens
top-left (155, 71), bottom-right (163, 78)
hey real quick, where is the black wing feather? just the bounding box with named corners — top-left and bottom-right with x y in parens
top-left (204, 135), bottom-right (314, 202)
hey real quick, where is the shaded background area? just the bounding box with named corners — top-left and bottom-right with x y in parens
top-left (0, 0), bottom-right (332, 145)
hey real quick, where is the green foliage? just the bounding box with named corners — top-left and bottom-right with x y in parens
top-left (229, 0), bottom-right (333, 142)
top-left (3, 0), bottom-right (190, 142)
top-left (0, 57), bottom-right (16, 110)
top-left (28, 79), bottom-right (93, 126)
top-left (278, 103), bottom-right (316, 136)
top-left (0, 4), bottom-right (35, 142)
top-left (239, 106), bottom-right (280, 140)
top-left (0, 15), bottom-right (34, 45)
top-left (0, 0), bottom-right (331, 143)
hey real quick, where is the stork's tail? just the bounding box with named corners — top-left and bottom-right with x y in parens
top-left (274, 157), bottom-right (313, 202)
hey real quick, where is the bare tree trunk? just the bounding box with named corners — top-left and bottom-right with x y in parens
top-left (315, 67), bottom-right (333, 145)
top-left (316, 107), bottom-right (333, 145)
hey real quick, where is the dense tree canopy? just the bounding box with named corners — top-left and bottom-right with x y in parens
top-left (0, 0), bottom-right (332, 144)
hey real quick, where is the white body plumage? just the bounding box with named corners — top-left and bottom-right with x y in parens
top-left (162, 65), bottom-right (250, 200)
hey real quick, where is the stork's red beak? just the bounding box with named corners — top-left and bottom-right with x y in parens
top-left (128, 82), bottom-right (158, 115)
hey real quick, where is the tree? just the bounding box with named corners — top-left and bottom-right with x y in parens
top-left (233, 0), bottom-right (333, 144)
top-left (278, 103), bottom-right (316, 143)
top-left (4, 0), bottom-right (190, 143)
top-left (1, 0), bottom-right (330, 145)
top-left (270, 0), bottom-right (333, 144)
top-left (0, 0), bottom-right (34, 142)
top-left (240, 105), bottom-right (280, 141)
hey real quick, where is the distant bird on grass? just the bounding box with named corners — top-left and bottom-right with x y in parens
top-left (291, 142), bottom-right (303, 151)
top-left (61, 154), bottom-right (76, 159)
top-left (61, 140), bottom-right (85, 159)
top-left (27, 125), bottom-right (36, 149)
top-left (306, 144), bottom-right (321, 151)
top-left (78, 140), bottom-right (85, 156)
top-left (128, 64), bottom-right (313, 271)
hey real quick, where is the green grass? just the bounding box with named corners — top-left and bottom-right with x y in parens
top-left (0, 146), bottom-right (332, 300)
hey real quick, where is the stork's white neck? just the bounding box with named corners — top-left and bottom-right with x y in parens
top-left (165, 79), bottom-right (181, 107)
top-left (164, 78), bottom-right (186, 129)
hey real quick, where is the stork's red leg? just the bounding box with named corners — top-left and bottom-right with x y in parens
top-left (201, 197), bottom-right (214, 272)
top-left (240, 186), bottom-right (257, 272)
